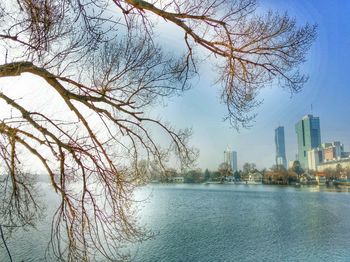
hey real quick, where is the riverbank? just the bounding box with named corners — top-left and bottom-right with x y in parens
top-left (149, 180), bottom-right (350, 193)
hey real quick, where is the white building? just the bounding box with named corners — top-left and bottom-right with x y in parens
top-left (307, 148), bottom-right (323, 171)
top-left (317, 158), bottom-right (350, 172)
top-left (288, 160), bottom-right (295, 169)
top-left (306, 141), bottom-right (350, 170)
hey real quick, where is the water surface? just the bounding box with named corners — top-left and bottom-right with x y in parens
top-left (133, 184), bottom-right (350, 262)
top-left (1, 183), bottom-right (350, 261)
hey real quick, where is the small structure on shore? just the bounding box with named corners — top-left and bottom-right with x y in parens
top-left (172, 176), bottom-right (185, 183)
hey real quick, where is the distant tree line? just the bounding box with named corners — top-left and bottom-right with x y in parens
top-left (145, 161), bottom-right (262, 184)
top-left (145, 160), bottom-right (350, 185)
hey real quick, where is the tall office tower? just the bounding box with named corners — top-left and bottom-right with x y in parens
top-left (275, 126), bottom-right (287, 169)
top-left (224, 147), bottom-right (238, 172)
top-left (295, 115), bottom-right (321, 169)
top-left (232, 151), bottom-right (238, 172)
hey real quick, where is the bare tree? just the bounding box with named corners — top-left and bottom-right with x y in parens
top-left (0, 0), bottom-right (316, 261)
top-left (218, 162), bottom-right (232, 178)
top-left (116, 0), bottom-right (317, 126)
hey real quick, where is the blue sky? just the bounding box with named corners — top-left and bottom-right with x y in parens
top-left (154, 0), bottom-right (350, 170)
top-left (1, 0), bottom-right (347, 173)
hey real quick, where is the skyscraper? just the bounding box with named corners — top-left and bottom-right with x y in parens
top-left (274, 126), bottom-right (287, 169)
top-left (232, 151), bottom-right (238, 172)
top-left (295, 114), bottom-right (321, 169)
top-left (224, 147), bottom-right (238, 172)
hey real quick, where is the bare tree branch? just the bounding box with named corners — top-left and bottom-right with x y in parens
top-left (0, 0), bottom-right (316, 260)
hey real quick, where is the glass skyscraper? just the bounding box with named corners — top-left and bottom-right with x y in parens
top-left (274, 126), bottom-right (287, 169)
top-left (232, 151), bottom-right (238, 172)
top-left (224, 147), bottom-right (238, 172)
top-left (295, 115), bottom-right (321, 169)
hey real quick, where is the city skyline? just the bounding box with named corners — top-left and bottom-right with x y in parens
top-left (218, 113), bottom-right (347, 172)
top-left (152, 0), bottom-right (350, 170)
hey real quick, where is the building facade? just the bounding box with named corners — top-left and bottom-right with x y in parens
top-left (322, 141), bottom-right (344, 161)
top-left (295, 115), bottom-right (321, 169)
top-left (307, 141), bottom-right (349, 171)
top-left (274, 126), bottom-right (287, 169)
top-left (317, 158), bottom-right (350, 172)
top-left (307, 148), bottom-right (324, 171)
top-left (232, 151), bottom-right (238, 172)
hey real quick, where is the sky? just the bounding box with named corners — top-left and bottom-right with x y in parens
top-left (152, 0), bottom-right (350, 171)
top-left (0, 0), bottom-right (349, 173)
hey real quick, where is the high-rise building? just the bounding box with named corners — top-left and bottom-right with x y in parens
top-left (274, 126), bottom-right (287, 169)
top-left (295, 114), bottom-right (321, 169)
top-left (224, 147), bottom-right (238, 172)
top-left (232, 151), bottom-right (238, 172)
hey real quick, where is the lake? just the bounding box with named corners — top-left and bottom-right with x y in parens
top-left (1, 183), bottom-right (350, 261)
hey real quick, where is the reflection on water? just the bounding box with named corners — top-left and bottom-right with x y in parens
top-left (297, 185), bottom-right (350, 193)
top-left (1, 183), bottom-right (350, 261)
